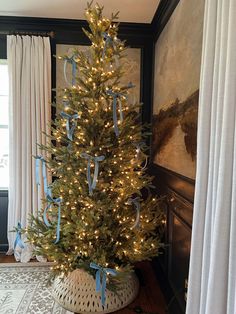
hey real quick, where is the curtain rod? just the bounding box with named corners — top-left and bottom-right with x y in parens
top-left (0, 30), bottom-right (55, 38)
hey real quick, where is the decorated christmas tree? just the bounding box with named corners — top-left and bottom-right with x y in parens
top-left (26, 1), bottom-right (163, 302)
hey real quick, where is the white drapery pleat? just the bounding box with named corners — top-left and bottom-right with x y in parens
top-left (7, 35), bottom-right (51, 261)
top-left (186, 0), bottom-right (236, 313)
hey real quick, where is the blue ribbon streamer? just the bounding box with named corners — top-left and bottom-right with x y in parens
top-left (106, 89), bottom-right (127, 137)
top-left (135, 142), bottom-right (145, 155)
top-left (43, 195), bottom-right (62, 244)
top-left (134, 142), bottom-right (148, 170)
top-left (127, 197), bottom-right (141, 229)
top-left (60, 112), bottom-right (80, 141)
top-left (64, 56), bottom-right (77, 86)
top-left (102, 32), bottom-right (115, 60)
top-left (90, 262), bottom-right (117, 306)
top-left (35, 156), bottom-right (51, 196)
top-left (14, 222), bottom-right (25, 250)
top-left (80, 153), bottom-right (105, 195)
top-left (35, 155), bottom-right (61, 244)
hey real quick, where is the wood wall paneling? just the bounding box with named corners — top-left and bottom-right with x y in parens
top-left (149, 164), bottom-right (194, 313)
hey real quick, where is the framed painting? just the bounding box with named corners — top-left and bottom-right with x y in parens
top-left (56, 44), bottom-right (141, 104)
top-left (152, 0), bottom-right (205, 179)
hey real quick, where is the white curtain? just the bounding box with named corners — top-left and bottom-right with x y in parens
top-left (7, 35), bottom-right (51, 262)
top-left (186, 0), bottom-right (236, 313)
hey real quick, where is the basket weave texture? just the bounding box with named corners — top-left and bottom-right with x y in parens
top-left (52, 268), bottom-right (139, 314)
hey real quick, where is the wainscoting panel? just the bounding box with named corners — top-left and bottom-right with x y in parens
top-left (169, 211), bottom-right (191, 310)
top-left (150, 163), bottom-right (194, 314)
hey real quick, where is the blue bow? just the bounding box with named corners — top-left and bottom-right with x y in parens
top-left (106, 89), bottom-right (127, 137)
top-left (35, 156), bottom-right (61, 244)
top-left (14, 222), bottom-right (25, 250)
top-left (60, 112), bottom-right (80, 141)
top-left (127, 197), bottom-right (141, 229)
top-left (90, 262), bottom-right (117, 306)
top-left (64, 55), bottom-right (77, 86)
top-left (81, 153), bottom-right (105, 195)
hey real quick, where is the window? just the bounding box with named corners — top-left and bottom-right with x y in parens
top-left (0, 60), bottom-right (9, 190)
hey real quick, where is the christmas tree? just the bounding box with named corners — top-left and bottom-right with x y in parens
top-left (27, 2), bottom-right (163, 289)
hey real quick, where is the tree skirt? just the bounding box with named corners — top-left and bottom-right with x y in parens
top-left (0, 263), bottom-right (73, 314)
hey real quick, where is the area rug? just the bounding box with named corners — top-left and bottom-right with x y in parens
top-left (0, 263), bottom-right (73, 314)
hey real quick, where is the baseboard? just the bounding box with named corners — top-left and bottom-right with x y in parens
top-left (0, 243), bottom-right (8, 252)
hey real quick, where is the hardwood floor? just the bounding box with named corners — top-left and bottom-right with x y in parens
top-left (0, 254), bottom-right (167, 314)
top-left (0, 254), bottom-right (17, 263)
top-left (114, 262), bottom-right (167, 314)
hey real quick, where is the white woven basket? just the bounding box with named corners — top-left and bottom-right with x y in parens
top-left (52, 268), bottom-right (139, 314)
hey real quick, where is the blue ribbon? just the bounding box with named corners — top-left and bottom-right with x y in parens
top-left (64, 56), bottom-right (77, 86)
top-left (62, 99), bottom-right (70, 109)
top-left (80, 153), bottom-right (105, 195)
top-left (127, 197), bottom-right (141, 229)
top-left (35, 156), bottom-right (51, 196)
top-left (60, 112), bottom-right (80, 141)
top-left (127, 82), bottom-right (135, 89)
top-left (14, 222), bottom-right (25, 250)
top-left (133, 142), bottom-right (148, 170)
top-left (106, 89), bottom-right (127, 137)
top-left (134, 141), bottom-right (145, 153)
top-left (43, 195), bottom-right (62, 244)
top-left (90, 262), bottom-right (117, 306)
top-left (102, 32), bottom-right (115, 60)
top-left (35, 155), bottom-right (61, 244)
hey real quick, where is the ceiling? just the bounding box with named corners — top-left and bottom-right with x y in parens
top-left (0, 0), bottom-right (161, 23)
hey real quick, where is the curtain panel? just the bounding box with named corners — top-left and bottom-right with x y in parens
top-left (7, 35), bottom-right (51, 262)
top-left (186, 0), bottom-right (236, 313)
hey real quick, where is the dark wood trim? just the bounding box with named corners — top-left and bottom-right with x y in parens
top-left (51, 37), bottom-right (57, 120)
top-left (0, 16), bottom-right (152, 45)
top-left (141, 39), bottom-right (155, 126)
top-left (151, 0), bottom-right (180, 42)
top-left (149, 163), bottom-right (195, 203)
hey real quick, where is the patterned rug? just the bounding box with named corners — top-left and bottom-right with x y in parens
top-left (0, 263), bottom-right (73, 314)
